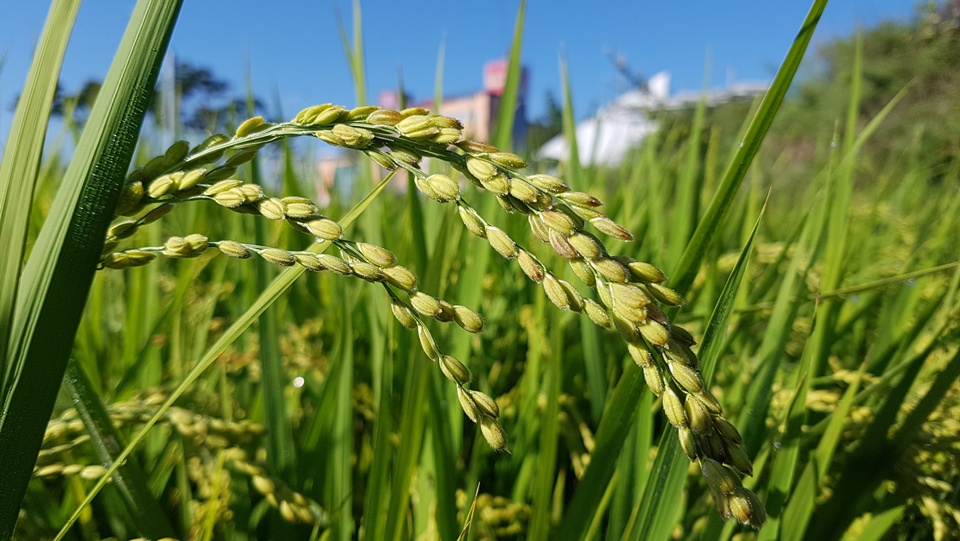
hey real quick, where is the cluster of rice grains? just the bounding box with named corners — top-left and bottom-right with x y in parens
top-left (100, 104), bottom-right (763, 527)
top-left (35, 394), bottom-right (324, 531)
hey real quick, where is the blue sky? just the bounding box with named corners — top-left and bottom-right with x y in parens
top-left (1, 1), bottom-right (923, 140)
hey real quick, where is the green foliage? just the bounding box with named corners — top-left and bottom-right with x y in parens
top-left (3, 1), bottom-right (960, 541)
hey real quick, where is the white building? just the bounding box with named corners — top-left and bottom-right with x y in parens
top-left (538, 72), bottom-right (767, 166)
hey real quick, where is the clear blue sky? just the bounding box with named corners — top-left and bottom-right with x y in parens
top-left (1, 1), bottom-right (923, 141)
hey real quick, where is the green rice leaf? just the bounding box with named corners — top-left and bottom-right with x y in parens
top-left (0, 2), bottom-right (181, 538)
top-left (0, 0), bottom-right (80, 388)
top-left (490, 0), bottom-right (526, 149)
top-left (670, 0), bottom-right (828, 293)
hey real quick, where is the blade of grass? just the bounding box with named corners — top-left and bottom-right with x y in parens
top-left (244, 73), bottom-right (296, 479)
top-left (0, 2), bottom-right (182, 538)
top-left (490, 0), bottom-right (526, 150)
top-left (528, 304), bottom-right (564, 540)
top-left (558, 53), bottom-right (582, 183)
top-left (671, 0), bottom-right (828, 293)
top-left (0, 0), bottom-right (80, 386)
top-left (62, 360), bottom-right (174, 538)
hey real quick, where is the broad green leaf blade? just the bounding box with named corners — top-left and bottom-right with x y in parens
top-left (0, 0), bottom-right (80, 390)
top-left (671, 0), bottom-right (828, 293)
top-left (0, 2), bottom-right (182, 539)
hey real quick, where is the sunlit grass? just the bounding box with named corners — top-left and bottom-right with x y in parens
top-left (2, 1), bottom-right (959, 540)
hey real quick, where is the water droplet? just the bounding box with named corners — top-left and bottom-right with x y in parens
top-left (293, 376), bottom-right (305, 388)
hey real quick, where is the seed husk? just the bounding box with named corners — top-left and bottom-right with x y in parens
top-left (627, 341), bottom-right (652, 367)
top-left (642, 364), bottom-right (665, 396)
top-left (258, 198), bottom-right (287, 221)
top-left (517, 250), bottom-right (544, 283)
top-left (663, 388), bottom-right (688, 428)
top-left (163, 139), bottom-right (190, 165)
top-left (543, 274), bottom-right (570, 310)
top-left (548, 231), bottom-right (579, 259)
top-left (528, 213), bottom-right (551, 242)
top-left (628, 261), bottom-right (668, 283)
top-left (592, 258), bottom-right (631, 283)
top-left (638, 319), bottom-right (670, 347)
top-left (260, 248), bottom-right (296, 267)
top-left (366, 109), bottom-right (403, 126)
top-left (423, 173), bottom-right (460, 202)
top-left (213, 188), bottom-right (245, 209)
top-left (569, 258), bottom-right (596, 286)
top-left (456, 140), bottom-right (499, 154)
top-left (440, 355), bottom-right (471, 384)
top-left (203, 179), bottom-right (243, 196)
top-left (382, 265), bottom-right (417, 291)
top-left (435, 300), bottom-right (455, 322)
top-left (526, 173), bottom-right (569, 193)
top-left (583, 299), bottom-right (612, 329)
top-left (418, 326), bottom-right (441, 360)
top-left (204, 165), bottom-right (239, 183)
top-left (235, 116), bottom-right (265, 137)
top-left (488, 152), bottom-right (527, 169)
top-left (457, 388), bottom-right (481, 422)
top-left (282, 196), bottom-right (319, 218)
top-left (409, 291), bottom-right (442, 317)
top-left (294, 252), bottom-right (323, 270)
top-left (390, 301), bottom-right (418, 329)
top-left (560, 191), bottom-right (602, 208)
top-left (567, 232), bottom-right (604, 259)
top-left (590, 216), bottom-right (634, 241)
top-left (487, 227), bottom-right (518, 259)
top-left (351, 261), bottom-right (383, 282)
top-left (670, 362), bottom-right (704, 393)
top-left (679, 427), bottom-right (698, 460)
top-left (480, 173), bottom-right (511, 195)
top-left (685, 395), bottom-right (713, 434)
top-left (218, 240), bottom-right (252, 259)
top-left (357, 242), bottom-right (396, 267)
top-left (713, 416), bottom-right (743, 445)
top-left (147, 173), bottom-right (179, 198)
top-left (452, 305), bottom-right (484, 333)
top-left (305, 218), bottom-right (343, 241)
top-left (508, 178), bottom-right (539, 203)
top-left (458, 206), bottom-right (486, 238)
top-left (479, 416), bottom-right (508, 451)
top-left (701, 458), bottom-right (739, 494)
top-left (647, 283), bottom-right (684, 306)
top-left (317, 254), bottom-right (351, 275)
top-left (539, 209), bottom-right (576, 235)
top-left (465, 157), bottom-right (497, 180)
top-left (115, 181), bottom-right (144, 215)
top-left (469, 391), bottom-right (500, 418)
top-left (729, 487), bottom-right (765, 528)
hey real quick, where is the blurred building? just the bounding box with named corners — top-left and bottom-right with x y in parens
top-left (314, 59), bottom-right (529, 204)
top-left (538, 72), bottom-right (767, 166)
top-left (379, 59), bottom-right (529, 143)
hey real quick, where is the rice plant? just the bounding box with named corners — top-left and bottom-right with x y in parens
top-left (2, 0), bottom-right (959, 540)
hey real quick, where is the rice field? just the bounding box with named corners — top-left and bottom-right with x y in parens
top-left (1, 1), bottom-right (959, 540)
